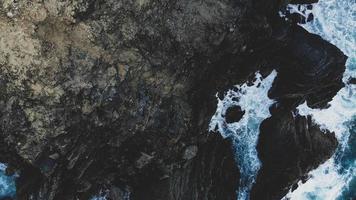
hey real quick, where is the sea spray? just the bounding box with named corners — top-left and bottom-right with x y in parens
top-left (210, 70), bottom-right (277, 200)
top-left (0, 163), bottom-right (16, 199)
top-left (283, 0), bottom-right (356, 199)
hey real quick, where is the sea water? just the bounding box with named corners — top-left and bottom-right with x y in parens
top-left (283, 0), bottom-right (356, 199)
top-left (0, 163), bottom-right (16, 199)
top-left (209, 71), bottom-right (277, 200)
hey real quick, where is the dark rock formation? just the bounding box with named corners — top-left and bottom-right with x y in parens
top-left (0, 0), bottom-right (346, 200)
top-left (252, 109), bottom-right (338, 200)
top-left (349, 78), bottom-right (356, 85)
top-left (285, 12), bottom-right (314, 24)
top-left (225, 106), bottom-right (245, 123)
top-left (249, 13), bottom-right (345, 200)
top-left (131, 134), bottom-right (239, 200)
top-left (289, 0), bottom-right (318, 4)
top-left (0, 0), bottom-right (276, 199)
top-left (268, 20), bottom-right (346, 110)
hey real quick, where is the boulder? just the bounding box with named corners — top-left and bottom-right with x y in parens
top-left (225, 106), bottom-right (245, 123)
top-left (251, 108), bottom-right (338, 200)
top-left (289, 0), bottom-right (318, 4)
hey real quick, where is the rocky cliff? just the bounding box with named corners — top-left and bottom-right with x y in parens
top-left (0, 0), bottom-right (346, 199)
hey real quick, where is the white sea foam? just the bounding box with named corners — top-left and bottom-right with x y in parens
top-left (283, 0), bottom-right (356, 199)
top-left (0, 163), bottom-right (16, 198)
top-left (284, 4), bottom-right (314, 20)
top-left (210, 70), bottom-right (277, 200)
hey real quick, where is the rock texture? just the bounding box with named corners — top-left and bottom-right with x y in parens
top-left (225, 106), bottom-right (245, 123)
top-left (252, 110), bottom-right (338, 200)
top-left (0, 0), bottom-right (346, 200)
top-left (268, 20), bottom-right (346, 109)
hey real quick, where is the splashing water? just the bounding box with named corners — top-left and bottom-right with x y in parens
top-left (90, 190), bottom-right (109, 200)
top-left (283, 0), bottom-right (356, 199)
top-left (210, 71), bottom-right (277, 200)
top-left (91, 195), bottom-right (108, 200)
top-left (0, 163), bottom-right (16, 199)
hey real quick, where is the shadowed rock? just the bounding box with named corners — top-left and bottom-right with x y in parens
top-left (348, 78), bottom-right (356, 85)
top-left (0, 0), bottom-right (277, 199)
top-left (268, 22), bottom-right (346, 110)
top-left (250, 16), bottom-right (346, 199)
top-left (225, 106), bottom-right (245, 123)
top-left (289, 0), bottom-right (318, 4)
top-left (251, 108), bottom-right (338, 200)
top-left (130, 134), bottom-right (239, 200)
top-left (0, 0), bottom-right (347, 199)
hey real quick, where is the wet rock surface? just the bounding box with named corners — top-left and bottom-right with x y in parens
top-left (225, 106), bottom-right (245, 123)
top-left (0, 0), bottom-right (346, 200)
top-left (349, 78), bottom-right (356, 85)
top-left (252, 109), bottom-right (338, 200)
top-left (289, 0), bottom-right (319, 4)
top-left (268, 21), bottom-right (346, 109)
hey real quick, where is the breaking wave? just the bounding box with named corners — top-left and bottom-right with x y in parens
top-left (284, 0), bottom-right (356, 199)
top-left (210, 71), bottom-right (277, 200)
